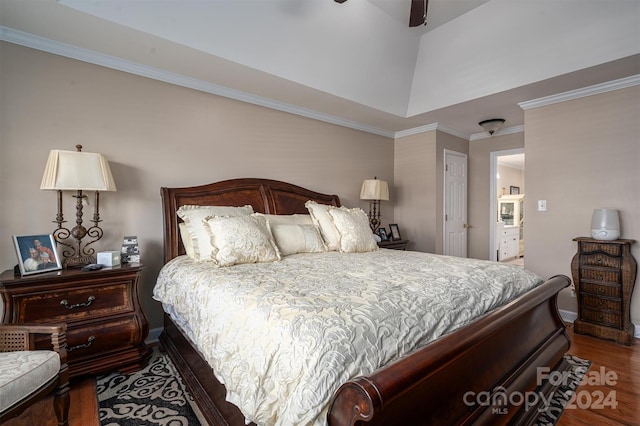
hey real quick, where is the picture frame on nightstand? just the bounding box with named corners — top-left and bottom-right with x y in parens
top-left (13, 233), bottom-right (62, 276)
top-left (121, 235), bottom-right (140, 263)
top-left (389, 224), bottom-right (402, 241)
top-left (378, 227), bottom-right (389, 241)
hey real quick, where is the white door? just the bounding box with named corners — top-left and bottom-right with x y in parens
top-left (444, 150), bottom-right (468, 257)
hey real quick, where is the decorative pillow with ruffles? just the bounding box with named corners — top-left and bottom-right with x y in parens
top-left (305, 201), bottom-right (342, 251)
top-left (328, 207), bottom-right (379, 253)
top-left (203, 214), bottom-right (281, 267)
top-left (177, 205), bottom-right (254, 261)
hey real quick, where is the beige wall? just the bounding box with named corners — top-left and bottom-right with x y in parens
top-left (393, 131), bottom-right (437, 252)
top-left (0, 43), bottom-right (394, 330)
top-left (393, 130), bottom-right (468, 254)
top-left (468, 133), bottom-right (524, 260)
top-left (524, 86), bottom-right (640, 324)
top-left (498, 165), bottom-right (524, 197)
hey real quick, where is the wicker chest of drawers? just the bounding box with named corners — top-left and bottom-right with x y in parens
top-left (571, 237), bottom-right (637, 345)
top-left (0, 264), bottom-right (151, 377)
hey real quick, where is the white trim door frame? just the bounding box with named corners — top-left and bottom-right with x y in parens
top-left (489, 148), bottom-right (524, 261)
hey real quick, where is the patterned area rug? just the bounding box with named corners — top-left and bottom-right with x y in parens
top-left (534, 355), bottom-right (592, 425)
top-left (97, 348), bottom-right (589, 426)
top-left (96, 347), bottom-right (206, 426)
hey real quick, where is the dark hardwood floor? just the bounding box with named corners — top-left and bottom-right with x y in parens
top-left (5, 327), bottom-right (639, 426)
top-left (558, 324), bottom-right (640, 426)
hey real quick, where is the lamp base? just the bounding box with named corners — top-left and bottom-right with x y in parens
top-left (63, 254), bottom-right (96, 268)
top-left (368, 199), bottom-right (381, 233)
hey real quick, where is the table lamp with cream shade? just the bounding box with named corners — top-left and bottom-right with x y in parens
top-left (360, 177), bottom-right (389, 233)
top-left (40, 145), bottom-right (116, 267)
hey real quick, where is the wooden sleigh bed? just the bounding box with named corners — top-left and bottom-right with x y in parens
top-left (158, 177), bottom-right (571, 426)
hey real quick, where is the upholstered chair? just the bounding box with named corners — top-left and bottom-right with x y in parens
top-left (0, 324), bottom-right (70, 426)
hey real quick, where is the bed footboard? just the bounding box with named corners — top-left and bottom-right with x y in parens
top-left (328, 275), bottom-right (571, 426)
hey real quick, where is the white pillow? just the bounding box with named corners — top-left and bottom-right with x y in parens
top-left (177, 204), bottom-right (254, 261)
top-left (203, 214), bottom-right (281, 267)
top-left (327, 207), bottom-right (379, 253)
top-left (259, 214), bottom-right (313, 226)
top-left (305, 201), bottom-right (342, 251)
top-left (178, 223), bottom-right (196, 259)
top-left (271, 224), bottom-right (327, 256)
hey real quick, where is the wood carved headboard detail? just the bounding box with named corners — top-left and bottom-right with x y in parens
top-left (161, 178), bottom-right (341, 263)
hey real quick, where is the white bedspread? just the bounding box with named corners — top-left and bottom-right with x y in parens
top-left (153, 250), bottom-right (543, 426)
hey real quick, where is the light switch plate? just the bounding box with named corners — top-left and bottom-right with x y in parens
top-left (538, 200), bottom-right (547, 211)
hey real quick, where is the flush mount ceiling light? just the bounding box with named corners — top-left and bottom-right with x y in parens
top-left (478, 118), bottom-right (506, 135)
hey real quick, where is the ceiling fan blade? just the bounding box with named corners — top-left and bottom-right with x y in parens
top-left (409, 0), bottom-right (428, 27)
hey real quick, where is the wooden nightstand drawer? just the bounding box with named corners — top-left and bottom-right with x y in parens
top-left (14, 282), bottom-right (133, 323)
top-left (579, 241), bottom-right (622, 256)
top-left (580, 253), bottom-right (622, 268)
top-left (580, 307), bottom-right (622, 329)
top-left (65, 316), bottom-right (139, 359)
top-left (580, 267), bottom-right (620, 284)
top-left (581, 294), bottom-right (621, 312)
top-left (580, 282), bottom-right (621, 298)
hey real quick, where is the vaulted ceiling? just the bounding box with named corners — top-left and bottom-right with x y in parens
top-left (1, 0), bottom-right (638, 138)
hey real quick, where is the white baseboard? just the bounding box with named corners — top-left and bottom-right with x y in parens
top-left (145, 327), bottom-right (162, 345)
top-left (558, 309), bottom-right (577, 324)
top-left (559, 309), bottom-right (639, 339)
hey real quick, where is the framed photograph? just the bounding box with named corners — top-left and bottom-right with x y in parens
top-left (389, 224), bottom-right (402, 241)
top-left (121, 235), bottom-right (140, 264)
top-left (510, 186), bottom-right (520, 195)
top-left (378, 227), bottom-right (389, 241)
top-left (13, 234), bottom-right (62, 276)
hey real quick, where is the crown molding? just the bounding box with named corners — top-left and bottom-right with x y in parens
top-left (393, 123), bottom-right (438, 138)
top-left (434, 124), bottom-right (469, 140)
top-left (16, 25), bottom-right (631, 143)
top-left (393, 123), bottom-right (469, 140)
top-left (469, 125), bottom-right (525, 141)
top-left (0, 26), bottom-right (396, 138)
top-left (519, 74), bottom-right (640, 110)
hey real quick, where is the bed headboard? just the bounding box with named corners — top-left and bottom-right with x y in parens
top-left (161, 178), bottom-right (341, 263)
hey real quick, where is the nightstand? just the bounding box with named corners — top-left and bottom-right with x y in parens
top-left (0, 263), bottom-right (151, 377)
top-left (571, 238), bottom-right (637, 345)
top-left (378, 239), bottom-right (410, 250)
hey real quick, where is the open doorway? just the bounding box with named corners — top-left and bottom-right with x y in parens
top-left (489, 149), bottom-right (525, 263)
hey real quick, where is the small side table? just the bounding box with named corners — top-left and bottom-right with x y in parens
top-left (378, 239), bottom-right (410, 251)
